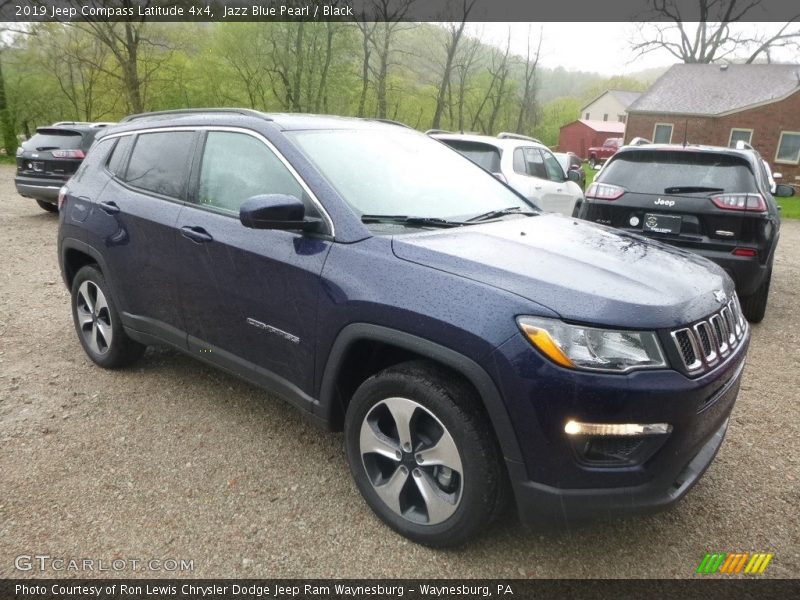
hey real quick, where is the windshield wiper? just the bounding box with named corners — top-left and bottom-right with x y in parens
top-left (360, 214), bottom-right (464, 228)
top-left (664, 186), bottom-right (725, 194)
top-left (466, 206), bottom-right (538, 222)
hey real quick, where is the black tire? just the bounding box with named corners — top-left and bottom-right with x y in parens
top-left (588, 157), bottom-right (597, 169)
top-left (740, 268), bottom-right (771, 323)
top-left (344, 360), bottom-right (507, 547)
top-left (71, 265), bottom-right (145, 368)
top-left (36, 199), bottom-right (58, 213)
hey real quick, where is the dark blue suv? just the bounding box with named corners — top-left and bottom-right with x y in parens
top-left (58, 109), bottom-right (749, 547)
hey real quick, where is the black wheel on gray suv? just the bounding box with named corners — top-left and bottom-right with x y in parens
top-left (740, 267), bottom-right (771, 323)
top-left (71, 265), bottom-right (145, 368)
top-left (36, 199), bottom-right (58, 213)
top-left (344, 361), bottom-right (506, 547)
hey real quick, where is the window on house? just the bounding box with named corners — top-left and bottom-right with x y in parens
top-left (584, 112), bottom-right (590, 120)
top-left (618, 115), bottom-right (626, 123)
top-left (603, 114), bottom-right (608, 121)
top-left (775, 131), bottom-right (800, 164)
top-left (728, 129), bottom-right (753, 147)
top-left (653, 123), bottom-right (673, 144)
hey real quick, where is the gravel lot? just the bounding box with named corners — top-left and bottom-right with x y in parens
top-left (0, 164), bottom-right (797, 579)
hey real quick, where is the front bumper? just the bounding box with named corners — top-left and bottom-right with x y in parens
top-left (489, 329), bottom-right (747, 526)
top-left (14, 175), bottom-right (64, 202)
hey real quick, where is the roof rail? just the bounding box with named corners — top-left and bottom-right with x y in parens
top-left (497, 132), bottom-right (542, 144)
top-left (52, 121), bottom-right (92, 126)
top-left (120, 108), bottom-right (272, 123)
top-left (425, 129), bottom-right (453, 135)
top-left (90, 122), bottom-right (116, 128)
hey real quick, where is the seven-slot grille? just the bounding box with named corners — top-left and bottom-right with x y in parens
top-left (670, 295), bottom-right (747, 375)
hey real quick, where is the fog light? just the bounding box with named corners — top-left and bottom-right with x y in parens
top-left (564, 420), bottom-right (671, 436)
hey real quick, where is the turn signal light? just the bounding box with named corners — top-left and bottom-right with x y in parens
top-left (710, 193), bottom-right (766, 211)
top-left (586, 183), bottom-right (625, 201)
top-left (732, 247), bottom-right (757, 257)
top-left (57, 186), bottom-right (68, 211)
top-left (51, 149), bottom-right (85, 159)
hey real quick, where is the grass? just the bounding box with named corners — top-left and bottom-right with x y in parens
top-left (583, 164), bottom-right (800, 220)
top-left (0, 155), bottom-right (16, 165)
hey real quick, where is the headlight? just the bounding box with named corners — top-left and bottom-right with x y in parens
top-left (517, 316), bottom-right (666, 373)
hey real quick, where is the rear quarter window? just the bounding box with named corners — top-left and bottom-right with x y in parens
top-left (600, 150), bottom-right (757, 194)
top-left (70, 138), bottom-right (115, 185)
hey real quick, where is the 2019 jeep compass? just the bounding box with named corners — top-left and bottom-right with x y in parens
top-left (58, 109), bottom-right (749, 546)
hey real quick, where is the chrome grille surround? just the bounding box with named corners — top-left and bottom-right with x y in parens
top-left (670, 295), bottom-right (747, 375)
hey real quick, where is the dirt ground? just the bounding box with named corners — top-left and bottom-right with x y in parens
top-left (0, 164), bottom-right (797, 579)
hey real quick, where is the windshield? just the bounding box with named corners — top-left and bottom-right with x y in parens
top-left (600, 150), bottom-right (757, 194)
top-left (288, 129), bottom-right (531, 220)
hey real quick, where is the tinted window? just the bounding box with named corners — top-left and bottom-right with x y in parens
top-left (600, 151), bottom-right (757, 194)
top-left (523, 147), bottom-right (547, 179)
top-left (25, 129), bottom-right (83, 151)
top-left (289, 129), bottom-right (529, 220)
top-left (106, 135), bottom-right (134, 177)
top-left (124, 132), bottom-right (195, 198)
top-left (71, 138), bottom-right (115, 184)
top-left (439, 140), bottom-right (501, 173)
top-left (197, 131), bottom-right (312, 216)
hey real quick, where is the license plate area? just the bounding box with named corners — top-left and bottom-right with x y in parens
top-left (643, 213), bottom-right (681, 234)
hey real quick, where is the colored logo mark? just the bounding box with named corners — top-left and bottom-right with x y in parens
top-left (697, 552), bottom-right (774, 574)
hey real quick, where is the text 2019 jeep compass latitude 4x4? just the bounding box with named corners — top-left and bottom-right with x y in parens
top-left (58, 110), bottom-right (749, 547)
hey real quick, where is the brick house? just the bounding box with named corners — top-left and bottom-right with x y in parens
top-left (625, 64), bottom-right (800, 184)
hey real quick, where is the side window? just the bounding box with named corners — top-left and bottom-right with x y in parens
top-left (71, 138), bottom-right (115, 185)
top-left (523, 147), bottom-right (547, 179)
top-left (197, 131), bottom-right (317, 217)
top-left (541, 150), bottom-right (565, 182)
top-left (124, 132), bottom-right (195, 198)
top-left (106, 135), bottom-right (134, 177)
top-left (512, 148), bottom-right (527, 175)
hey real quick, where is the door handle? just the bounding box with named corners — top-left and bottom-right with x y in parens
top-left (180, 226), bottom-right (213, 243)
top-left (99, 200), bottom-right (120, 214)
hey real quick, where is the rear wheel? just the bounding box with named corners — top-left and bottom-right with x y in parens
top-left (740, 268), bottom-right (771, 323)
top-left (36, 199), bottom-right (58, 213)
top-left (71, 265), bottom-right (146, 368)
top-left (344, 361), bottom-right (507, 547)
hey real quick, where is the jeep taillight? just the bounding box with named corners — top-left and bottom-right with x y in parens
top-left (51, 149), bottom-right (85, 159)
top-left (586, 183), bottom-right (625, 201)
top-left (57, 186), bottom-right (67, 211)
top-left (710, 193), bottom-right (766, 211)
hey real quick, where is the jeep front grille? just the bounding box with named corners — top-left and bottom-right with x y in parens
top-left (670, 295), bottom-right (747, 375)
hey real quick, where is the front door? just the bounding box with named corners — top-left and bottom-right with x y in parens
top-left (175, 130), bottom-right (331, 397)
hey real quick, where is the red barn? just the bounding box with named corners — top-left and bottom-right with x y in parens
top-left (558, 120), bottom-right (626, 160)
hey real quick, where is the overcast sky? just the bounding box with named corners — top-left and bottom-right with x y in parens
top-left (475, 22), bottom-right (799, 76)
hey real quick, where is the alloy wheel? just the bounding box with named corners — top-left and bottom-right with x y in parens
top-left (75, 280), bottom-right (113, 355)
top-left (359, 396), bottom-right (464, 525)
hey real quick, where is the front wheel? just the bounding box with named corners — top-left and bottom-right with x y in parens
top-left (71, 265), bottom-right (146, 368)
top-left (344, 361), bottom-right (506, 547)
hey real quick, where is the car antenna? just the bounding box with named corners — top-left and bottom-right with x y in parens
top-left (682, 119), bottom-right (688, 147)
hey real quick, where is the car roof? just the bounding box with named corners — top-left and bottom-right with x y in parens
top-left (431, 132), bottom-right (545, 150)
top-left (615, 143), bottom-right (759, 164)
top-left (106, 109), bottom-right (414, 135)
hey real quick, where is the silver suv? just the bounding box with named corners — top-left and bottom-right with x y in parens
top-left (430, 132), bottom-right (584, 216)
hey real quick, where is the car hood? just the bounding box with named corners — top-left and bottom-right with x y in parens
top-left (391, 215), bottom-right (733, 329)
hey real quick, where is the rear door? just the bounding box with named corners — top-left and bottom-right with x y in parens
top-left (591, 150), bottom-right (766, 251)
top-left (83, 130), bottom-right (198, 346)
top-left (17, 128), bottom-right (86, 184)
top-left (174, 129), bottom-right (331, 396)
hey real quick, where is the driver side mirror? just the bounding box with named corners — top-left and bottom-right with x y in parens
top-left (774, 184), bottom-right (795, 198)
top-left (566, 169), bottom-right (582, 183)
top-left (239, 194), bottom-right (322, 232)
